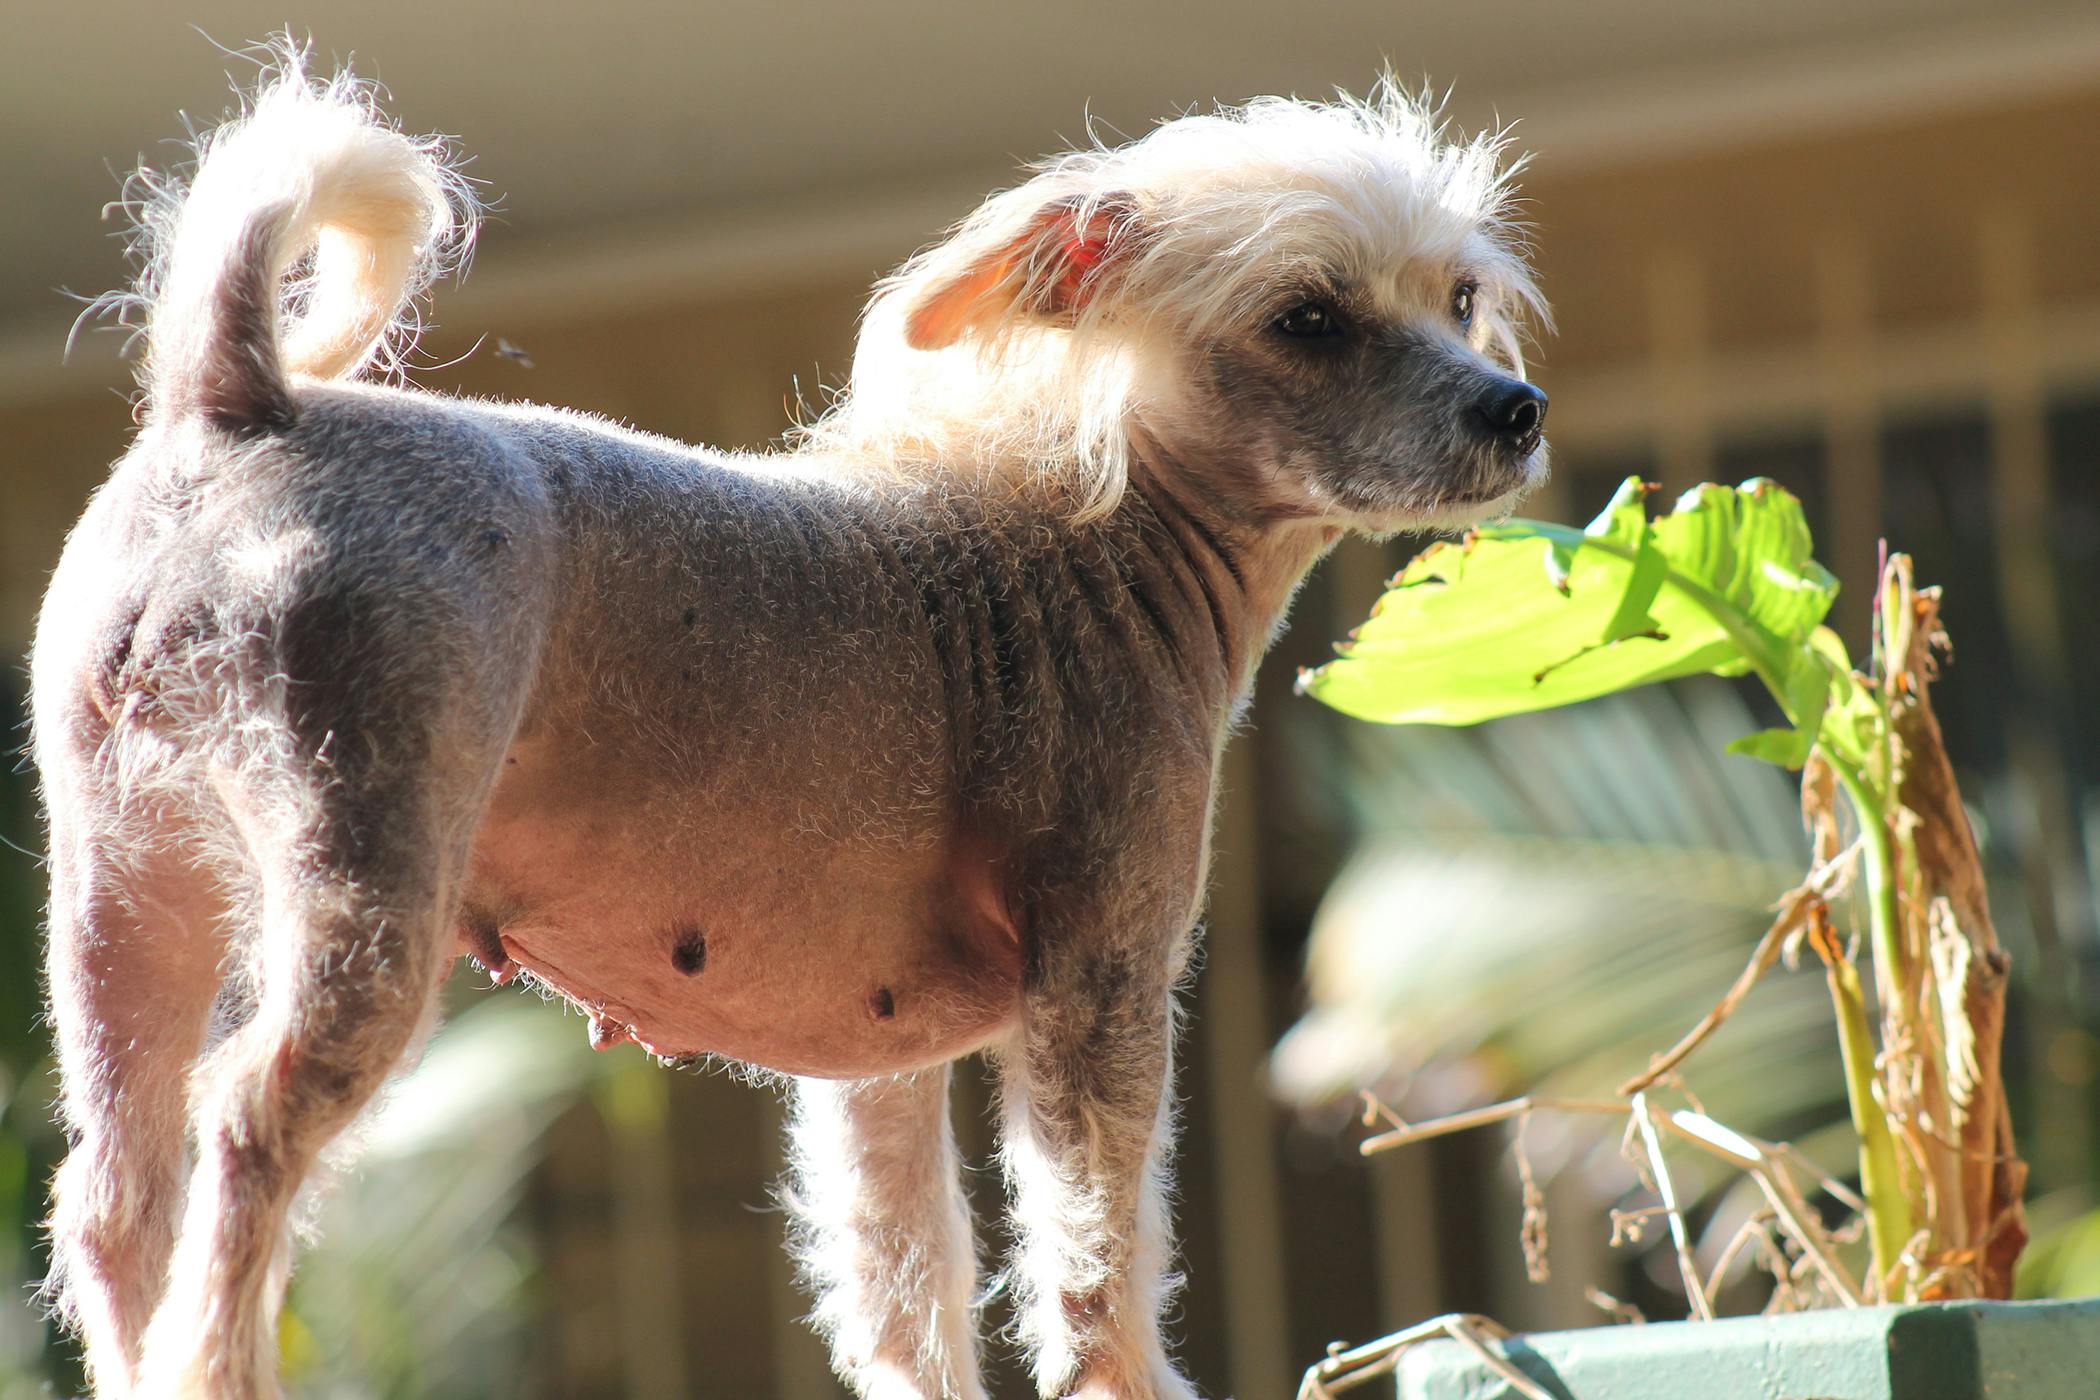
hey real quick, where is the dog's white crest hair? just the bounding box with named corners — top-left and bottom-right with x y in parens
top-left (800, 74), bottom-right (1545, 521)
top-left (104, 36), bottom-right (478, 426)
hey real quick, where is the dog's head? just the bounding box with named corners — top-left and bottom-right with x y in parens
top-left (843, 77), bottom-right (1549, 531)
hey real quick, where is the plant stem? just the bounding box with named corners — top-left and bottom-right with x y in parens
top-left (1830, 761), bottom-right (1912, 1291)
top-left (1823, 936), bottom-right (1907, 1291)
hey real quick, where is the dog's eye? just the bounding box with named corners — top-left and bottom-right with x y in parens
top-left (1275, 302), bottom-right (1342, 338)
top-left (1451, 281), bottom-right (1478, 327)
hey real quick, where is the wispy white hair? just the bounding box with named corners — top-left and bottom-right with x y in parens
top-left (91, 36), bottom-right (479, 420)
top-left (801, 75), bottom-right (1546, 521)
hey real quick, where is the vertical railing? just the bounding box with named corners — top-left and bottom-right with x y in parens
top-left (1202, 740), bottom-right (1296, 1399)
top-left (1816, 227), bottom-right (1884, 645)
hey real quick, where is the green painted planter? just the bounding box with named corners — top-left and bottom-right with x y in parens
top-left (1393, 1300), bottom-right (2100, 1399)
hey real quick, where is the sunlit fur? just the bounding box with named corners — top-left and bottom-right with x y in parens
top-left (88, 51), bottom-right (477, 414)
top-left (33, 44), bottom-right (1548, 1400)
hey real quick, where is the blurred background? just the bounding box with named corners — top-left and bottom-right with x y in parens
top-left (6, 2), bottom-right (2100, 1396)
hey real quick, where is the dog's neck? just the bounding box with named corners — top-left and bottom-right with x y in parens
top-left (1124, 442), bottom-right (1343, 704)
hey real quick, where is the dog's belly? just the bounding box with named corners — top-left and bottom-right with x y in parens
top-left (459, 801), bottom-right (1026, 1080)
top-left (492, 903), bottom-right (1020, 1078)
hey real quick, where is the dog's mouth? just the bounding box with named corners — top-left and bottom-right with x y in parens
top-left (1391, 448), bottom-right (1548, 531)
top-left (1326, 442), bottom-right (1548, 534)
top-left (1438, 448), bottom-right (1548, 509)
top-left (1438, 481), bottom-right (1517, 508)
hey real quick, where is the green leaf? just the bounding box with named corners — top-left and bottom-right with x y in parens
top-left (1727, 725), bottom-right (1816, 767)
top-left (1300, 477), bottom-right (1842, 734)
top-left (1589, 478), bottom-right (1669, 642)
top-left (1808, 626), bottom-right (1885, 774)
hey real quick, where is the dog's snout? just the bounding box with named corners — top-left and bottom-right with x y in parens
top-left (1475, 379), bottom-right (1548, 453)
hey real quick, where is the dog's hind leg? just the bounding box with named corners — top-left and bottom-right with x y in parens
top-left (41, 771), bottom-right (230, 1398)
top-left (128, 590), bottom-right (523, 1400)
top-left (131, 751), bottom-right (477, 1400)
top-left (786, 1068), bottom-right (987, 1400)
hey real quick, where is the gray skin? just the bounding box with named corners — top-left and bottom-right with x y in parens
top-left (33, 233), bottom-right (1544, 1398)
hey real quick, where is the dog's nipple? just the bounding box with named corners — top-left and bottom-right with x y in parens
top-left (670, 925), bottom-right (707, 976)
top-left (464, 915), bottom-right (516, 985)
top-left (588, 1013), bottom-right (632, 1052)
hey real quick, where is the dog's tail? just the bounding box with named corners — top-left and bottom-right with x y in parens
top-left (131, 49), bottom-right (476, 431)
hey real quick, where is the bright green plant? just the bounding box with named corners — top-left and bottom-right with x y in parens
top-left (1301, 477), bottom-right (2025, 1302)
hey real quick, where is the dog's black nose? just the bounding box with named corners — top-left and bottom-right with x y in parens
top-left (1475, 380), bottom-right (1548, 453)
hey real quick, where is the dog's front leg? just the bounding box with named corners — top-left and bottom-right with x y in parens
top-left (997, 930), bottom-right (1195, 1400)
top-left (786, 1068), bottom-right (987, 1400)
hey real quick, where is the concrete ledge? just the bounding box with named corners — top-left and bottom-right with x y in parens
top-left (1394, 1299), bottom-right (2100, 1399)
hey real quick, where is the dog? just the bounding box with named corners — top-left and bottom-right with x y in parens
top-left (31, 50), bottom-right (1548, 1400)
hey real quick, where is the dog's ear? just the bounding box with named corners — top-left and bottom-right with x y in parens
top-left (904, 193), bottom-right (1136, 351)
